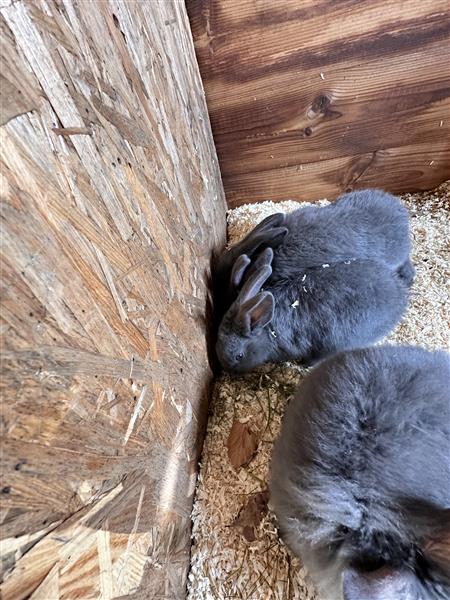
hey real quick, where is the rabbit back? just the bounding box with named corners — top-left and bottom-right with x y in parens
top-left (270, 345), bottom-right (450, 598)
top-left (273, 190), bottom-right (411, 278)
top-left (269, 259), bottom-right (410, 365)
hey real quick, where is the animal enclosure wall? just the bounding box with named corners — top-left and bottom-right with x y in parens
top-left (0, 2), bottom-right (225, 599)
top-left (187, 0), bottom-right (450, 207)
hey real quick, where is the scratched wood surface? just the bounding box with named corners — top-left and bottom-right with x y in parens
top-left (187, 0), bottom-right (450, 207)
top-left (0, 1), bottom-right (226, 599)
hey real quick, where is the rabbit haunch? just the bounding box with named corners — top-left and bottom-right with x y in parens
top-left (215, 190), bottom-right (414, 372)
top-left (270, 345), bottom-right (450, 600)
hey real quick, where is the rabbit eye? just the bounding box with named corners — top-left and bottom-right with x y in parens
top-left (236, 353), bottom-right (243, 361)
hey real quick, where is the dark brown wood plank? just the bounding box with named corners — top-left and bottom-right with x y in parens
top-left (187, 0), bottom-right (450, 205)
top-left (222, 142), bottom-right (450, 206)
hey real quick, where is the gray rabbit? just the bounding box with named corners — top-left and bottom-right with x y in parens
top-left (268, 189), bottom-right (413, 277)
top-left (269, 345), bottom-right (450, 600)
top-left (214, 189), bottom-right (414, 317)
top-left (215, 190), bottom-right (414, 372)
top-left (216, 247), bottom-right (412, 372)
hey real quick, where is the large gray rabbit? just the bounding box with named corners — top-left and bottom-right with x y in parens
top-left (216, 247), bottom-right (412, 372)
top-left (214, 189), bottom-right (413, 314)
top-left (215, 190), bottom-right (414, 372)
top-left (270, 345), bottom-right (450, 600)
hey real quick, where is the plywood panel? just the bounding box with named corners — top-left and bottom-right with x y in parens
top-left (0, 1), bottom-right (226, 599)
top-left (187, 0), bottom-right (450, 207)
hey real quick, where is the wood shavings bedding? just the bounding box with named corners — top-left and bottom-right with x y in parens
top-left (188, 183), bottom-right (450, 600)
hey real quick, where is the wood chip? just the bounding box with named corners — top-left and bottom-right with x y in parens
top-left (232, 490), bottom-right (270, 541)
top-left (226, 421), bottom-right (259, 469)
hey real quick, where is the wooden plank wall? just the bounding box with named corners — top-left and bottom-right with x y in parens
top-left (0, 2), bottom-right (226, 599)
top-left (187, 0), bottom-right (450, 207)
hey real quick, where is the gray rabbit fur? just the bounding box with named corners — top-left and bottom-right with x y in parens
top-left (269, 189), bottom-right (412, 275)
top-left (214, 189), bottom-right (413, 313)
top-left (215, 190), bottom-right (414, 372)
top-left (216, 252), bottom-right (413, 372)
top-left (270, 345), bottom-right (450, 600)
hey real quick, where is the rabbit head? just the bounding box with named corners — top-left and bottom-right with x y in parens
top-left (216, 248), bottom-right (276, 372)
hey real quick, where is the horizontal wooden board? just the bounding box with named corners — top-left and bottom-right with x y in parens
top-left (187, 0), bottom-right (450, 205)
top-left (0, 1), bottom-right (226, 599)
top-left (222, 142), bottom-right (450, 206)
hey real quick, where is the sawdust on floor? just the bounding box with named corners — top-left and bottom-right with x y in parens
top-left (188, 183), bottom-right (450, 600)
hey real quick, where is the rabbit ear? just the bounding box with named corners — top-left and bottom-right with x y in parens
top-left (214, 226), bottom-right (286, 281)
top-left (422, 511), bottom-right (450, 574)
top-left (253, 212), bottom-right (286, 232)
top-left (238, 213), bottom-right (286, 250)
top-left (239, 292), bottom-right (274, 333)
top-left (343, 566), bottom-right (417, 600)
top-left (251, 246), bottom-right (274, 270)
top-left (214, 214), bottom-right (286, 281)
top-left (232, 214), bottom-right (287, 259)
top-left (246, 226), bottom-right (288, 256)
top-left (240, 247), bottom-right (274, 287)
top-left (237, 263), bottom-right (272, 305)
top-left (231, 254), bottom-right (251, 288)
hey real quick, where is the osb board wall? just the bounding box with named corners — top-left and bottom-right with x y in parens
top-left (0, 1), bottom-right (226, 599)
top-left (187, 0), bottom-right (450, 208)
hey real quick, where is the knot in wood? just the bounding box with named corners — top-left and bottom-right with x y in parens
top-left (307, 94), bottom-right (331, 119)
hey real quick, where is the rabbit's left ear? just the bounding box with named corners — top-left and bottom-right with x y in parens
top-left (242, 247), bottom-right (274, 283)
top-left (240, 291), bottom-right (274, 333)
top-left (234, 257), bottom-right (273, 333)
top-left (422, 511), bottom-right (450, 576)
top-left (343, 566), bottom-right (417, 600)
top-left (231, 254), bottom-right (251, 288)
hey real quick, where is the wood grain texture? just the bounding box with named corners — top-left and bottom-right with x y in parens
top-left (187, 0), bottom-right (450, 207)
top-left (0, 1), bottom-right (226, 599)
